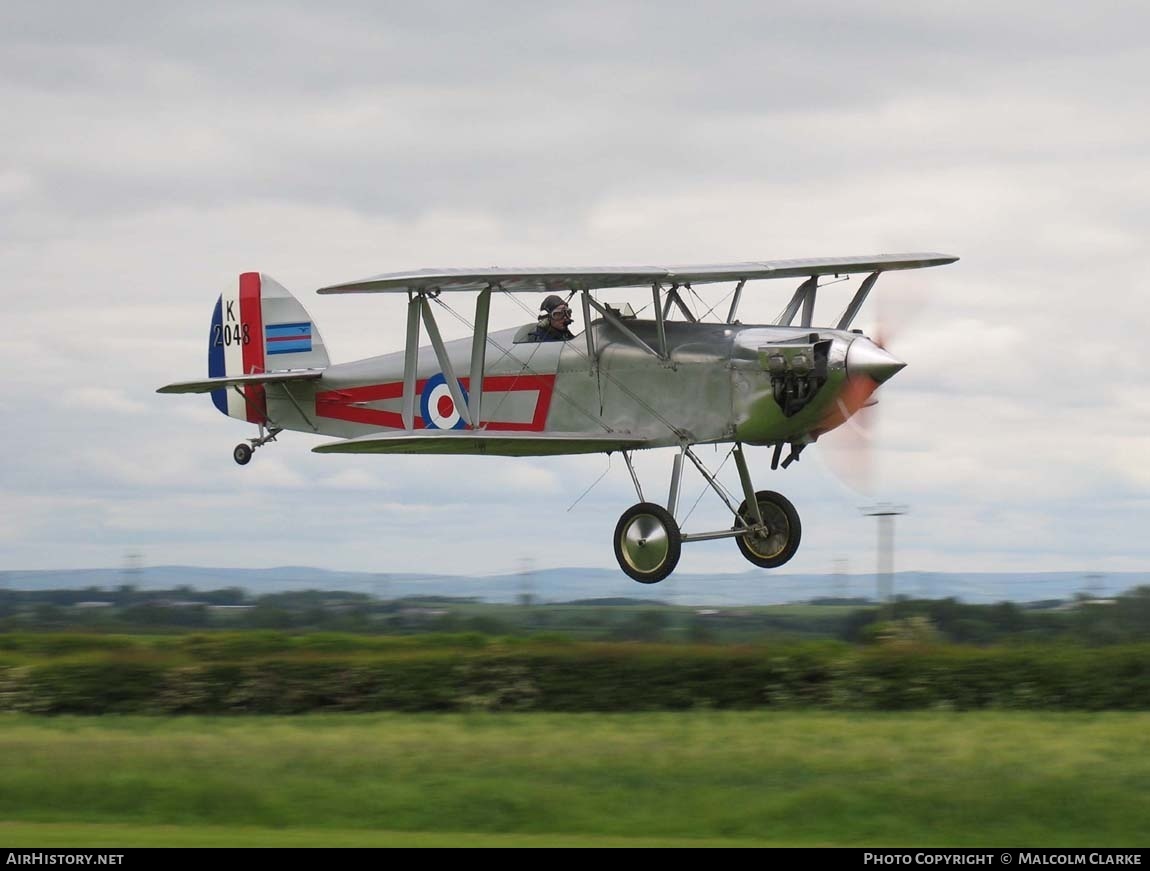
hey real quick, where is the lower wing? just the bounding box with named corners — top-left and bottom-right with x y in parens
top-left (312, 430), bottom-right (650, 457)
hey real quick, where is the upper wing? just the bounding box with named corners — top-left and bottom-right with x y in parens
top-left (317, 266), bottom-right (664, 295)
top-left (316, 253), bottom-right (958, 295)
top-left (157, 369), bottom-right (324, 395)
top-left (312, 430), bottom-right (651, 457)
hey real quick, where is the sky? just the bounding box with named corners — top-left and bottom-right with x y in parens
top-left (2, 1), bottom-right (1148, 582)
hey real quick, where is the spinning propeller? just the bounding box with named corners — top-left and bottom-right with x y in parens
top-left (816, 324), bottom-right (905, 495)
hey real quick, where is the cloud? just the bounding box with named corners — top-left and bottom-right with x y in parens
top-left (2, 1), bottom-right (1148, 580)
top-left (61, 387), bottom-right (148, 415)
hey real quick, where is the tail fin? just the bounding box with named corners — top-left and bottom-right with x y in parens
top-left (208, 273), bottom-right (330, 421)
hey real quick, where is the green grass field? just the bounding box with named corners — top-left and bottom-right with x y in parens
top-left (1, 711), bottom-right (1147, 847)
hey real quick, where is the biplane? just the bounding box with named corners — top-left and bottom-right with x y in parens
top-left (159, 253), bottom-right (958, 582)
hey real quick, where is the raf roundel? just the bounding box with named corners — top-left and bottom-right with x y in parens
top-left (420, 373), bottom-right (469, 430)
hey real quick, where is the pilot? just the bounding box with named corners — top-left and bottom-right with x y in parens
top-left (527, 294), bottom-right (575, 342)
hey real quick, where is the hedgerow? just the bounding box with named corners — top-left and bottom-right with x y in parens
top-left (1, 639), bottom-right (1148, 714)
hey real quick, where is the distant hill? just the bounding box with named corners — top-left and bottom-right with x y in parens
top-left (4, 566), bottom-right (1148, 606)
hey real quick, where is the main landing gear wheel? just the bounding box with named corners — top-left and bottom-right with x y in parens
top-left (233, 443), bottom-right (253, 466)
top-left (735, 490), bottom-right (801, 569)
top-left (614, 502), bottom-right (682, 584)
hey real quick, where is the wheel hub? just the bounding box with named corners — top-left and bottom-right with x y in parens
top-left (744, 503), bottom-right (788, 558)
top-left (620, 514), bottom-right (669, 572)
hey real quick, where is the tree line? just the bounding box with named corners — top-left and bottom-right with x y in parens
top-left (2, 585), bottom-right (1148, 645)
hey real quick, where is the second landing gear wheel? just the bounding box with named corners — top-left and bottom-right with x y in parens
top-left (233, 443), bottom-right (253, 466)
top-left (735, 490), bottom-right (801, 569)
top-left (614, 502), bottom-right (682, 584)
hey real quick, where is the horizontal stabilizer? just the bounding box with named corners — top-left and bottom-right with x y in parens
top-left (157, 369), bottom-right (324, 395)
top-left (312, 429), bottom-right (650, 457)
top-left (317, 253), bottom-right (959, 295)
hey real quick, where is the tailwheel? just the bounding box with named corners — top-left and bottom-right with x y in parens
top-left (232, 426), bottom-right (281, 466)
top-left (734, 490), bottom-right (801, 568)
top-left (614, 502), bottom-right (682, 584)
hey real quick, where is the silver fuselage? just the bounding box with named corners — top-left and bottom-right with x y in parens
top-left (264, 317), bottom-right (871, 451)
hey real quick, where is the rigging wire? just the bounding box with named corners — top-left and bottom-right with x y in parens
top-left (679, 446), bottom-right (736, 527)
top-left (566, 454), bottom-right (612, 513)
top-left (687, 283), bottom-right (722, 322)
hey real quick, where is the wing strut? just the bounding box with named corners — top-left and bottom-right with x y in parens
top-left (776, 276), bottom-right (818, 326)
top-left (666, 285), bottom-right (697, 323)
top-left (801, 280), bottom-right (818, 328)
top-left (652, 283), bottom-right (668, 358)
top-left (402, 294), bottom-right (421, 430)
top-left (420, 294), bottom-right (472, 428)
top-left (725, 279), bottom-right (747, 324)
top-left (835, 271), bottom-right (880, 330)
top-left (468, 287), bottom-right (492, 427)
top-left (401, 289), bottom-right (475, 430)
top-left (661, 283), bottom-right (676, 319)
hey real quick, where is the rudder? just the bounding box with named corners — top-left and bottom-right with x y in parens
top-left (208, 273), bottom-right (330, 420)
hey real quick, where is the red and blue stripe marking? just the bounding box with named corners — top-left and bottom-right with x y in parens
top-left (266, 322), bottom-right (313, 355)
top-left (315, 374), bottom-right (555, 431)
top-left (208, 272), bottom-right (267, 423)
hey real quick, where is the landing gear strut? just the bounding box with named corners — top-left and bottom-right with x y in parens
top-left (232, 425), bottom-right (283, 466)
top-left (610, 444), bottom-right (802, 583)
